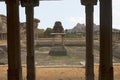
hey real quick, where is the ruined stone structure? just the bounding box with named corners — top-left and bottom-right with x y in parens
top-left (0, 0), bottom-right (114, 80)
top-left (0, 15), bottom-right (40, 40)
top-left (53, 21), bottom-right (64, 33)
top-left (0, 15), bottom-right (7, 40)
top-left (20, 18), bottom-right (40, 39)
top-left (112, 29), bottom-right (120, 41)
top-left (49, 21), bottom-right (67, 56)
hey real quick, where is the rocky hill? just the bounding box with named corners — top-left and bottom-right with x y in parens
top-left (66, 23), bottom-right (99, 33)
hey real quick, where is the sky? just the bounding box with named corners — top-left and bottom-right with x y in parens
top-left (0, 0), bottom-right (120, 30)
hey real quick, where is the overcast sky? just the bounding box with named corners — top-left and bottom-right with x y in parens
top-left (0, 0), bottom-right (120, 29)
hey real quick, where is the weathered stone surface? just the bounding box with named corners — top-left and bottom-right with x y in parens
top-left (53, 21), bottom-right (64, 33)
top-left (49, 46), bottom-right (67, 56)
top-left (49, 21), bottom-right (67, 56)
top-left (0, 15), bottom-right (7, 33)
top-left (0, 15), bottom-right (40, 40)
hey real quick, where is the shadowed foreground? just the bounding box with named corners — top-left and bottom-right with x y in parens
top-left (0, 65), bottom-right (120, 80)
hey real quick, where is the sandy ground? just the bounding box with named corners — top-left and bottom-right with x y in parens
top-left (0, 65), bottom-right (120, 80)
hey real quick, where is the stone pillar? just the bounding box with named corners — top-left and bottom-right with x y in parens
top-left (85, 5), bottom-right (94, 80)
top-left (99, 0), bottom-right (113, 80)
top-left (25, 6), bottom-right (36, 80)
top-left (81, 1), bottom-right (97, 80)
top-left (5, 1), bottom-right (22, 80)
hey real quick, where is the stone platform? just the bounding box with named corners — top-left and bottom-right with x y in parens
top-left (49, 46), bottom-right (67, 56)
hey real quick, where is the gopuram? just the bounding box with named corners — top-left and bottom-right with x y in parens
top-left (49, 21), bottom-right (67, 56)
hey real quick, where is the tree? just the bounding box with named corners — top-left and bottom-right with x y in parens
top-left (38, 29), bottom-right (44, 38)
top-left (44, 28), bottom-right (53, 37)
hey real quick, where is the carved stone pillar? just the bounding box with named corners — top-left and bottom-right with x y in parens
top-left (25, 6), bottom-right (36, 80)
top-left (21, 0), bottom-right (39, 80)
top-left (81, 0), bottom-right (97, 80)
top-left (85, 5), bottom-right (94, 80)
top-left (5, 0), bottom-right (22, 80)
top-left (99, 0), bottom-right (113, 80)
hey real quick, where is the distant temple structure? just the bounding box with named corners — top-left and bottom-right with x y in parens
top-left (49, 21), bottom-right (67, 56)
top-left (53, 21), bottom-right (64, 33)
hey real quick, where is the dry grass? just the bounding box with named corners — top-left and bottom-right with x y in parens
top-left (0, 65), bottom-right (120, 80)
